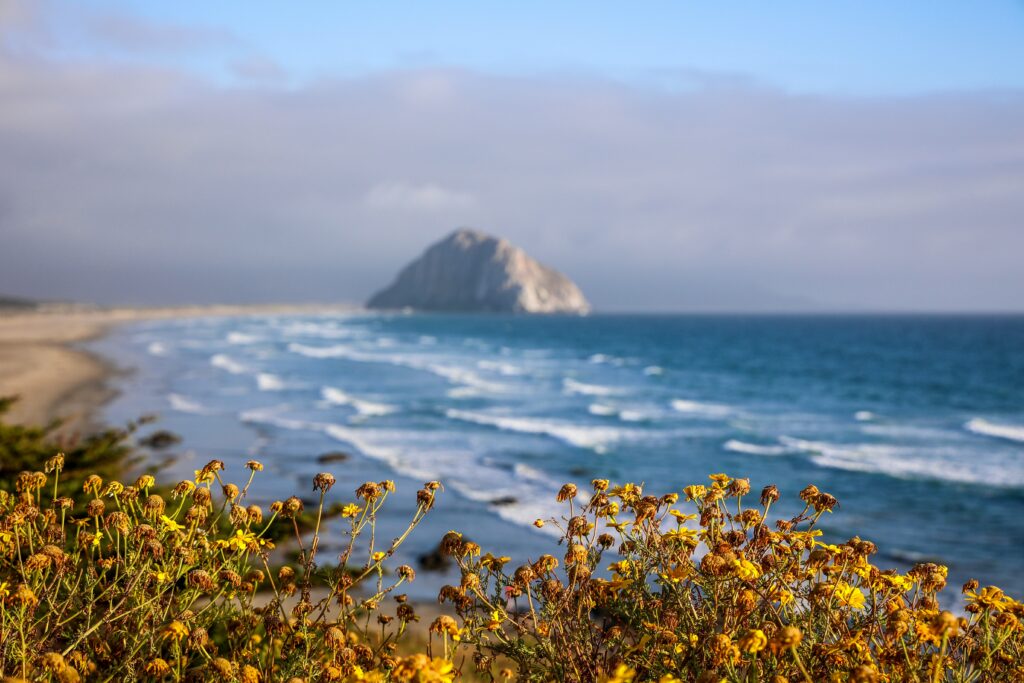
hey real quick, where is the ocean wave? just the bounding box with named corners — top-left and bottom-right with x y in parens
top-left (854, 411), bottom-right (877, 422)
top-left (588, 403), bottom-right (617, 416)
top-left (256, 373), bottom-right (286, 391)
top-left (964, 418), bottom-right (1024, 443)
top-left (274, 321), bottom-right (358, 339)
top-left (723, 439), bottom-right (792, 456)
top-left (288, 343), bottom-right (349, 358)
top-left (563, 378), bottom-right (621, 396)
top-left (429, 364), bottom-right (508, 394)
top-left (780, 436), bottom-right (1024, 487)
top-left (321, 387), bottom-right (396, 417)
top-left (239, 406), bottom-right (314, 431)
top-left (588, 353), bottom-right (626, 366)
top-left (147, 342), bottom-right (168, 356)
top-left (210, 353), bottom-right (247, 374)
top-left (446, 409), bottom-right (633, 451)
top-left (168, 393), bottom-right (206, 414)
top-left (289, 343), bottom-right (509, 394)
top-left (322, 424), bottom-right (413, 474)
top-left (477, 359), bottom-right (524, 376)
top-left (643, 365), bottom-right (664, 376)
top-left (670, 399), bottom-right (732, 418)
top-left (227, 332), bottom-right (261, 345)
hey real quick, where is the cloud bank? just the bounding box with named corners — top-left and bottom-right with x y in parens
top-left (1, 12), bottom-right (1022, 310)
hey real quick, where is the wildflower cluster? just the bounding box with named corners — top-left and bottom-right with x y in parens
top-left (442, 476), bottom-right (1024, 682)
top-left (0, 455), bottom-right (452, 682)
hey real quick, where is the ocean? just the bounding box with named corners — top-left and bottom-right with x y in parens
top-left (91, 313), bottom-right (1024, 602)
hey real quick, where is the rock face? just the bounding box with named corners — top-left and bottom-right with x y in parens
top-left (367, 229), bottom-right (590, 314)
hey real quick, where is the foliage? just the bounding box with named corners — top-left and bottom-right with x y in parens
top-left (1, 399), bottom-right (1022, 681)
top-left (0, 396), bottom-right (140, 500)
top-left (443, 477), bottom-right (1024, 682)
top-left (0, 457), bottom-right (451, 682)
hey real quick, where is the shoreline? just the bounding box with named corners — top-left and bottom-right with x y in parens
top-left (0, 304), bottom-right (353, 432)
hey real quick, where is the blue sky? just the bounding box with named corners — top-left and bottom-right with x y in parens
top-left (48, 1), bottom-right (1024, 94)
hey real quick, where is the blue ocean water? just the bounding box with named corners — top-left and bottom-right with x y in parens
top-left (92, 314), bottom-right (1024, 601)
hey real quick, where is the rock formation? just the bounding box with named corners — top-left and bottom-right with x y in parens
top-left (367, 229), bottom-right (590, 314)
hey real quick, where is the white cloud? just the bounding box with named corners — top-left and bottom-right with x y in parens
top-left (364, 182), bottom-right (477, 212)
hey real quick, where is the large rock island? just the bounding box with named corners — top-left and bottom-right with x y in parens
top-left (367, 229), bottom-right (590, 314)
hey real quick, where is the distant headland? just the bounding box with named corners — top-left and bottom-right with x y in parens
top-left (366, 229), bottom-right (590, 314)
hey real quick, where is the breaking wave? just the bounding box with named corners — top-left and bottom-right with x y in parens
top-left (210, 354), bottom-right (247, 374)
top-left (670, 399), bottom-right (732, 418)
top-left (168, 393), bottom-right (206, 414)
top-left (563, 378), bottom-right (621, 396)
top-left (321, 387), bottom-right (396, 417)
top-left (446, 409), bottom-right (633, 452)
top-left (723, 439), bottom-right (792, 456)
top-left (256, 373), bottom-right (286, 391)
top-left (964, 418), bottom-right (1024, 443)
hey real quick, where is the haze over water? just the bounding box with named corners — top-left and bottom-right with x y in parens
top-left (95, 312), bottom-right (1024, 601)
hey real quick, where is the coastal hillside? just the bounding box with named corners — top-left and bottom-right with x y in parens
top-left (367, 229), bottom-right (590, 314)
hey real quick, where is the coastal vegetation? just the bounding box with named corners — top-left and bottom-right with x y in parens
top-left (0, 406), bottom-right (1021, 681)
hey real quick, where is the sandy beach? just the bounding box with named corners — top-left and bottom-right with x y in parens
top-left (0, 304), bottom-right (350, 432)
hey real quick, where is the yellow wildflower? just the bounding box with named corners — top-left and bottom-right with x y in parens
top-left (600, 664), bottom-right (636, 683)
top-left (833, 581), bottom-right (867, 610)
top-left (160, 515), bottom-right (186, 533)
top-left (669, 509), bottom-right (698, 524)
top-left (683, 485), bottom-right (707, 501)
top-left (217, 529), bottom-right (259, 552)
top-left (161, 620), bottom-right (189, 641)
top-left (341, 503), bottom-right (362, 518)
top-left (731, 558), bottom-right (761, 581)
top-left (739, 628), bottom-right (768, 654)
top-left (966, 586), bottom-right (1010, 611)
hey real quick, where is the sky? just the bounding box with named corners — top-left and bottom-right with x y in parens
top-left (1, 1), bottom-right (1023, 311)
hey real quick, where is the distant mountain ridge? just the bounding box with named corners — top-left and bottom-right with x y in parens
top-left (367, 229), bottom-right (590, 314)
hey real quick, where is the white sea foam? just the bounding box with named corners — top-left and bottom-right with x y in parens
top-left (419, 335), bottom-right (437, 345)
top-left (322, 424), bottom-right (410, 472)
top-left (321, 387), bottom-right (396, 417)
top-left (257, 373), bottom-right (286, 391)
top-left (168, 393), bottom-right (206, 414)
top-left (288, 343), bottom-right (350, 358)
top-left (274, 321), bottom-right (357, 339)
top-left (670, 399), bottom-right (732, 418)
top-left (477, 360), bottom-right (524, 376)
top-left (588, 403), bottom-right (617, 416)
top-left (723, 439), bottom-right (791, 456)
top-left (780, 435), bottom-right (1024, 487)
top-left (289, 343), bottom-right (509, 394)
top-left (854, 411), bottom-right (877, 422)
top-left (446, 409), bottom-right (631, 451)
top-left (643, 366), bottom-right (664, 376)
top-left (239, 406), bottom-right (314, 431)
top-left (563, 378), bottom-right (620, 396)
top-left (964, 418), bottom-right (1024, 443)
top-left (618, 410), bottom-right (647, 422)
top-left (227, 332), bottom-right (260, 345)
top-left (147, 342), bottom-right (168, 356)
top-left (210, 354), bottom-right (247, 374)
